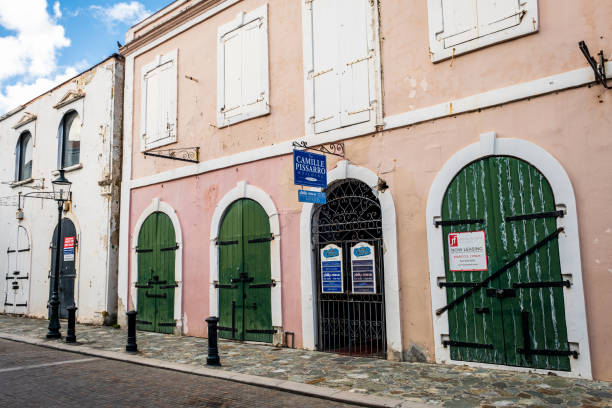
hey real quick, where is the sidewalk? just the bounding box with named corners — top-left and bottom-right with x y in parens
top-left (0, 315), bottom-right (610, 407)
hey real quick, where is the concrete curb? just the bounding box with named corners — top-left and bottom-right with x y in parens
top-left (0, 332), bottom-right (430, 408)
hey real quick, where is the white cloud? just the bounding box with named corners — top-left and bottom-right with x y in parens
top-left (0, 0), bottom-right (82, 114)
top-left (0, 67), bottom-right (79, 114)
top-left (53, 1), bottom-right (62, 19)
top-left (90, 1), bottom-right (150, 29)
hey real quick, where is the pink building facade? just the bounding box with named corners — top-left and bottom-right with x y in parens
top-left (118, 0), bottom-right (612, 381)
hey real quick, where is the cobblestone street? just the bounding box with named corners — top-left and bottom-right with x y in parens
top-left (1, 314), bottom-right (610, 407)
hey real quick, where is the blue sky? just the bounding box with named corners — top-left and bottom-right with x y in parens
top-left (0, 1), bottom-right (171, 114)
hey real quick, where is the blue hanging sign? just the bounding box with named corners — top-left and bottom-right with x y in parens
top-left (321, 244), bottom-right (343, 293)
top-left (351, 242), bottom-right (376, 294)
top-left (293, 149), bottom-right (327, 188)
top-left (298, 190), bottom-right (327, 204)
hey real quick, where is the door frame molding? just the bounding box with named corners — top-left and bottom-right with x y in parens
top-left (425, 132), bottom-right (592, 379)
top-left (131, 198), bottom-right (183, 334)
top-left (299, 160), bottom-right (403, 360)
top-left (209, 181), bottom-right (282, 335)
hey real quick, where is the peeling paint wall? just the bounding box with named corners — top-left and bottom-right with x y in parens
top-left (0, 56), bottom-right (124, 325)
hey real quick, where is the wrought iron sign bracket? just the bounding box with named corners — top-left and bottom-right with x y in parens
top-left (292, 141), bottom-right (345, 158)
top-left (579, 41), bottom-right (611, 89)
top-left (143, 147), bottom-right (200, 163)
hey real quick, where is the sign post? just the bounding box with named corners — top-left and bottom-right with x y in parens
top-left (293, 149), bottom-right (327, 204)
top-left (350, 242), bottom-right (376, 294)
top-left (320, 244), bottom-right (343, 293)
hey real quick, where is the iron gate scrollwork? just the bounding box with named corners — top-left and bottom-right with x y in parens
top-left (312, 179), bottom-right (387, 358)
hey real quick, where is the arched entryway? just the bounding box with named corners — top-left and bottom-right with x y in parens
top-left (136, 211), bottom-right (177, 334)
top-left (4, 225), bottom-right (30, 314)
top-left (426, 133), bottom-right (592, 378)
top-left (217, 199), bottom-right (274, 342)
top-left (440, 156), bottom-right (570, 370)
top-left (312, 179), bottom-right (387, 358)
top-left (49, 218), bottom-right (77, 319)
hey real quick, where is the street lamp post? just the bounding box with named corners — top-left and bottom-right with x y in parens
top-left (46, 170), bottom-right (72, 339)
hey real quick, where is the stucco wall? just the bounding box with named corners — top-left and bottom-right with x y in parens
top-left (0, 57), bottom-right (124, 324)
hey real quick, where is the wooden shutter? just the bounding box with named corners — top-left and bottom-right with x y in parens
top-left (477, 0), bottom-right (521, 37)
top-left (439, 0), bottom-right (478, 48)
top-left (241, 19), bottom-right (264, 108)
top-left (223, 30), bottom-right (243, 119)
top-left (311, 0), bottom-right (341, 133)
top-left (14, 139), bottom-right (21, 182)
top-left (339, 0), bottom-right (371, 127)
top-left (141, 51), bottom-right (177, 149)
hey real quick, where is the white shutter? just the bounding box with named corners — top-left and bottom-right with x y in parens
top-left (242, 19), bottom-right (263, 108)
top-left (339, 0), bottom-right (371, 127)
top-left (311, 0), bottom-right (341, 134)
top-left (223, 30), bottom-right (243, 119)
top-left (141, 50), bottom-right (177, 150)
top-left (477, 0), bottom-right (521, 37)
top-left (439, 0), bottom-right (478, 48)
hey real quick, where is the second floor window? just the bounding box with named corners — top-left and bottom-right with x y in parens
top-left (15, 131), bottom-right (32, 181)
top-left (58, 110), bottom-right (81, 169)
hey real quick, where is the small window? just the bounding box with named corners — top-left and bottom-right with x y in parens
top-left (15, 131), bottom-right (32, 181)
top-left (140, 50), bottom-right (178, 151)
top-left (427, 0), bottom-right (539, 62)
top-left (57, 111), bottom-right (81, 169)
top-left (217, 4), bottom-right (269, 127)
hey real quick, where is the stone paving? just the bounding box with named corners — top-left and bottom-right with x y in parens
top-left (0, 314), bottom-right (610, 407)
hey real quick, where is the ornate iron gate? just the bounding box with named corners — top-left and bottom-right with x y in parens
top-left (312, 179), bottom-right (386, 358)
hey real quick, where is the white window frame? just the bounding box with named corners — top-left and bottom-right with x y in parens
top-left (427, 0), bottom-right (539, 63)
top-left (301, 0), bottom-right (383, 141)
top-left (140, 49), bottom-right (178, 152)
top-left (217, 4), bottom-right (270, 127)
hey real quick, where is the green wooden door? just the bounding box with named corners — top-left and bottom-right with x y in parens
top-left (218, 199), bottom-right (274, 343)
top-left (441, 156), bottom-right (571, 371)
top-left (136, 212), bottom-right (177, 334)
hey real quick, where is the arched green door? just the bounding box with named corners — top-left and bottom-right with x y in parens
top-left (217, 199), bottom-right (274, 343)
top-left (441, 156), bottom-right (571, 371)
top-left (136, 212), bottom-right (177, 334)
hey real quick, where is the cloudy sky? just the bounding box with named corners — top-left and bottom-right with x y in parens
top-left (0, 0), bottom-right (170, 115)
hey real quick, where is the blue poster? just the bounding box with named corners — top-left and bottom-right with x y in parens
top-left (293, 149), bottom-right (327, 188)
top-left (320, 244), bottom-right (343, 293)
top-left (351, 242), bottom-right (376, 294)
top-left (298, 190), bottom-right (327, 204)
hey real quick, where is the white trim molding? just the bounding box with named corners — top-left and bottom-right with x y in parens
top-left (425, 132), bottom-right (592, 379)
top-left (130, 198), bottom-right (184, 334)
top-left (300, 161), bottom-right (403, 360)
top-left (208, 181), bottom-right (282, 341)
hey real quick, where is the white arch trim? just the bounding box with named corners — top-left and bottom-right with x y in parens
top-left (426, 132), bottom-right (592, 379)
top-left (300, 161), bottom-right (403, 360)
top-left (208, 181), bottom-right (282, 334)
top-left (131, 198), bottom-right (183, 333)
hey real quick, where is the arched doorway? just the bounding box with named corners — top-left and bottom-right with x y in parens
top-left (4, 226), bottom-right (30, 314)
top-left (136, 212), bottom-right (177, 334)
top-left (217, 199), bottom-right (274, 343)
top-left (49, 219), bottom-right (77, 319)
top-left (312, 179), bottom-right (386, 358)
top-left (439, 156), bottom-right (571, 370)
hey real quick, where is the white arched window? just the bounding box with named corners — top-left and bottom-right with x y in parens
top-left (15, 131), bottom-right (32, 181)
top-left (57, 110), bottom-right (81, 169)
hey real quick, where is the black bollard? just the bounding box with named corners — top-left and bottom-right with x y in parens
top-left (65, 306), bottom-right (78, 343)
top-left (205, 316), bottom-right (220, 366)
top-left (125, 310), bottom-right (138, 352)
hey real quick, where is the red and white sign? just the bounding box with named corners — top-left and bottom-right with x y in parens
top-left (63, 236), bottom-right (75, 262)
top-left (448, 230), bottom-right (488, 272)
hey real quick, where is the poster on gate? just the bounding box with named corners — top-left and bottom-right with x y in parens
top-left (321, 244), bottom-right (343, 293)
top-left (447, 230), bottom-right (488, 271)
top-left (351, 242), bottom-right (376, 294)
top-left (63, 236), bottom-right (75, 262)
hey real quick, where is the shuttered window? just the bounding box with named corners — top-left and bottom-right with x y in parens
top-left (428, 0), bottom-right (538, 62)
top-left (140, 50), bottom-right (178, 151)
top-left (217, 4), bottom-right (269, 127)
top-left (305, 0), bottom-right (379, 135)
